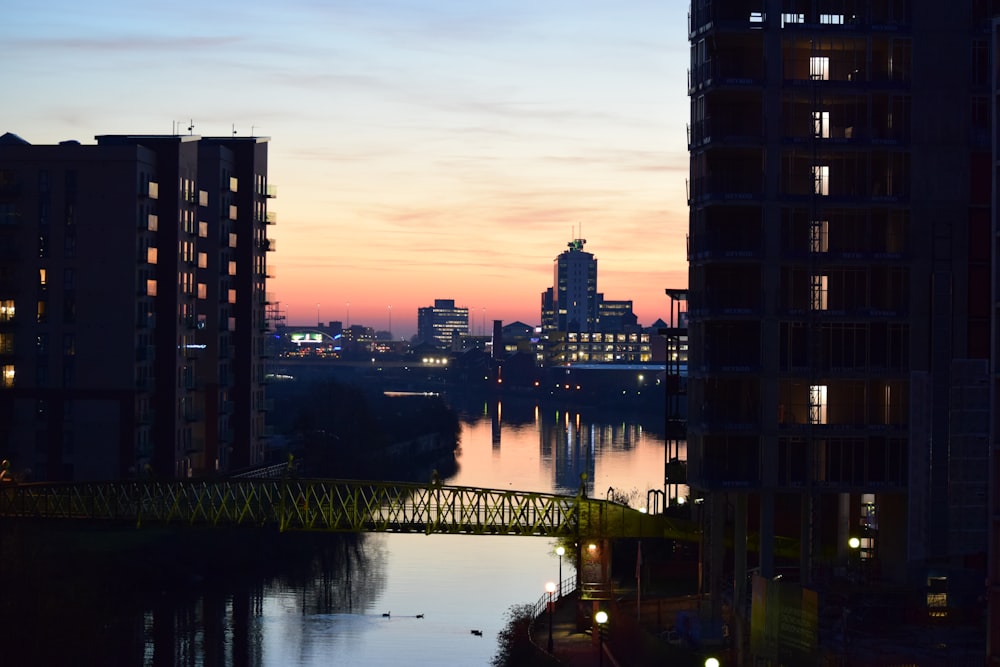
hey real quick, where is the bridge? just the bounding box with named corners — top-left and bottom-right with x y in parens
top-left (0, 477), bottom-right (695, 540)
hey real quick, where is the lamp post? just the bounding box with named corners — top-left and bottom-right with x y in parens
top-left (545, 581), bottom-right (556, 653)
top-left (705, 658), bottom-right (720, 667)
top-left (556, 546), bottom-right (565, 598)
top-left (595, 610), bottom-right (608, 667)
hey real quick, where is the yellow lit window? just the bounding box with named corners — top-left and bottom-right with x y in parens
top-left (147, 247), bottom-right (158, 264)
top-left (146, 279), bottom-right (157, 297)
top-left (810, 274), bottom-right (828, 310)
top-left (0, 300), bottom-right (13, 321)
top-left (808, 385), bottom-right (827, 424)
top-left (198, 283), bottom-right (207, 300)
top-left (812, 165), bottom-right (829, 196)
top-left (1, 364), bottom-right (13, 388)
top-left (39, 268), bottom-right (46, 286)
top-left (228, 289), bottom-right (236, 304)
top-left (198, 252), bottom-right (207, 269)
top-left (810, 56), bottom-right (830, 81)
top-left (228, 261), bottom-right (237, 276)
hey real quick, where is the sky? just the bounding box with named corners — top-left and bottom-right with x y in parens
top-left (2, 0), bottom-right (690, 340)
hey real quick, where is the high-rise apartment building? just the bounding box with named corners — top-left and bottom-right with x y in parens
top-left (540, 238), bottom-right (598, 333)
top-left (686, 0), bottom-right (993, 635)
top-left (0, 132), bottom-right (273, 481)
top-left (417, 299), bottom-right (469, 348)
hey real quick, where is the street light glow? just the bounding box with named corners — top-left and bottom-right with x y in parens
top-left (595, 610), bottom-right (608, 624)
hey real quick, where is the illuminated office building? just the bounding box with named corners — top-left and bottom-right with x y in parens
top-left (417, 299), bottom-right (469, 348)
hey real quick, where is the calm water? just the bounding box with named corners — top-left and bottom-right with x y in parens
top-left (3, 396), bottom-right (683, 667)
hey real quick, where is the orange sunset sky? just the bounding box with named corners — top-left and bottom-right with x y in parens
top-left (3, 0), bottom-right (690, 339)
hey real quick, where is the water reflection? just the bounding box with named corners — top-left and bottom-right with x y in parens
top-left (1, 397), bottom-right (686, 666)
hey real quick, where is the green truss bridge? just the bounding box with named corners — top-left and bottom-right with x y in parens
top-left (0, 478), bottom-right (694, 540)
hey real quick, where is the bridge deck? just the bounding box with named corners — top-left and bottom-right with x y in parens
top-left (0, 478), bottom-right (692, 540)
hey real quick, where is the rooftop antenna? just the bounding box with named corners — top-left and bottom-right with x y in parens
top-left (251, 125), bottom-right (257, 137)
top-left (187, 119), bottom-right (194, 135)
top-left (232, 124), bottom-right (237, 137)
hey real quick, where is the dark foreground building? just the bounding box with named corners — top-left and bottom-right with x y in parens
top-left (0, 132), bottom-right (273, 480)
top-left (686, 0), bottom-right (997, 659)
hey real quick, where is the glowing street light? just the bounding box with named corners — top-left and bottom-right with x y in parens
top-left (595, 610), bottom-right (609, 667)
top-left (705, 658), bottom-right (720, 667)
top-left (556, 545), bottom-right (565, 598)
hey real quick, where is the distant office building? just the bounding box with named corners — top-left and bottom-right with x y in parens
top-left (686, 0), bottom-right (995, 640)
top-left (596, 298), bottom-right (638, 333)
top-left (0, 131), bottom-right (273, 481)
top-left (541, 238), bottom-right (598, 333)
top-left (417, 299), bottom-right (468, 348)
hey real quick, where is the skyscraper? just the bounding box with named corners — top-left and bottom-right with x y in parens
top-left (686, 0), bottom-right (992, 637)
top-left (541, 238), bottom-right (598, 333)
top-left (0, 132), bottom-right (273, 480)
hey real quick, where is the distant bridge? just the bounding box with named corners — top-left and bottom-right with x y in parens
top-left (0, 478), bottom-right (694, 540)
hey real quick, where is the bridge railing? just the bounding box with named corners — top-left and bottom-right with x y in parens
top-left (0, 478), bottom-right (674, 540)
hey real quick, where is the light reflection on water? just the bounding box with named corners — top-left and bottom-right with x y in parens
top-left (256, 399), bottom-right (684, 666)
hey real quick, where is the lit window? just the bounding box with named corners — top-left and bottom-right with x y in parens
top-left (39, 268), bottom-right (46, 286)
top-left (146, 279), bottom-right (157, 297)
top-left (0, 300), bottom-right (13, 321)
top-left (198, 252), bottom-right (207, 269)
top-left (1, 364), bottom-right (13, 388)
top-left (228, 289), bottom-right (236, 304)
top-left (198, 283), bottom-right (207, 300)
top-left (147, 214), bottom-right (158, 231)
top-left (808, 385), bottom-right (827, 424)
top-left (812, 111), bottom-right (830, 138)
top-left (781, 13), bottom-right (803, 26)
top-left (820, 14), bottom-right (844, 24)
top-left (199, 221), bottom-right (208, 238)
top-left (810, 56), bottom-right (830, 81)
top-left (228, 261), bottom-right (237, 276)
top-left (810, 220), bottom-right (829, 253)
top-left (812, 165), bottom-right (829, 195)
top-left (810, 274), bottom-right (828, 310)
top-left (147, 247), bottom-right (158, 264)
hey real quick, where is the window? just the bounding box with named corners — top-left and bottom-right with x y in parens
top-left (146, 247), bottom-right (158, 264)
top-left (808, 385), bottom-right (827, 424)
top-left (810, 220), bottom-right (829, 253)
top-left (812, 165), bottom-right (829, 195)
top-left (812, 111), bottom-right (830, 138)
top-left (1, 364), bottom-right (13, 388)
top-left (37, 300), bottom-right (47, 323)
top-left (781, 13), bottom-right (803, 26)
top-left (810, 274), bottom-right (828, 310)
top-left (39, 268), bottom-right (47, 287)
top-left (197, 252), bottom-right (207, 269)
top-left (197, 283), bottom-right (207, 300)
top-left (0, 332), bottom-right (12, 354)
top-left (820, 14), bottom-right (844, 24)
top-left (146, 279), bottom-right (157, 297)
top-left (0, 300), bottom-right (14, 321)
top-left (810, 56), bottom-right (830, 80)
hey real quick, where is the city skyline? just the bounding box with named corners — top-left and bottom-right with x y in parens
top-left (3, 0), bottom-right (691, 339)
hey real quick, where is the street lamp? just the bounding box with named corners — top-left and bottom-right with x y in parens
top-left (545, 581), bottom-right (556, 653)
top-left (595, 610), bottom-right (609, 667)
top-left (705, 658), bottom-right (720, 667)
top-left (556, 546), bottom-right (565, 598)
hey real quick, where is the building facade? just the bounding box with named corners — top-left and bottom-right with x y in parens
top-left (416, 298), bottom-right (469, 348)
top-left (686, 0), bottom-right (993, 636)
top-left (0, 132), bottom-right (273, 481)
top-left (541, 238), bottom-right (598, 333)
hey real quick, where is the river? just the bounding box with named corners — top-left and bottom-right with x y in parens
top-left (1, 395), bottom-right (685, 667)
